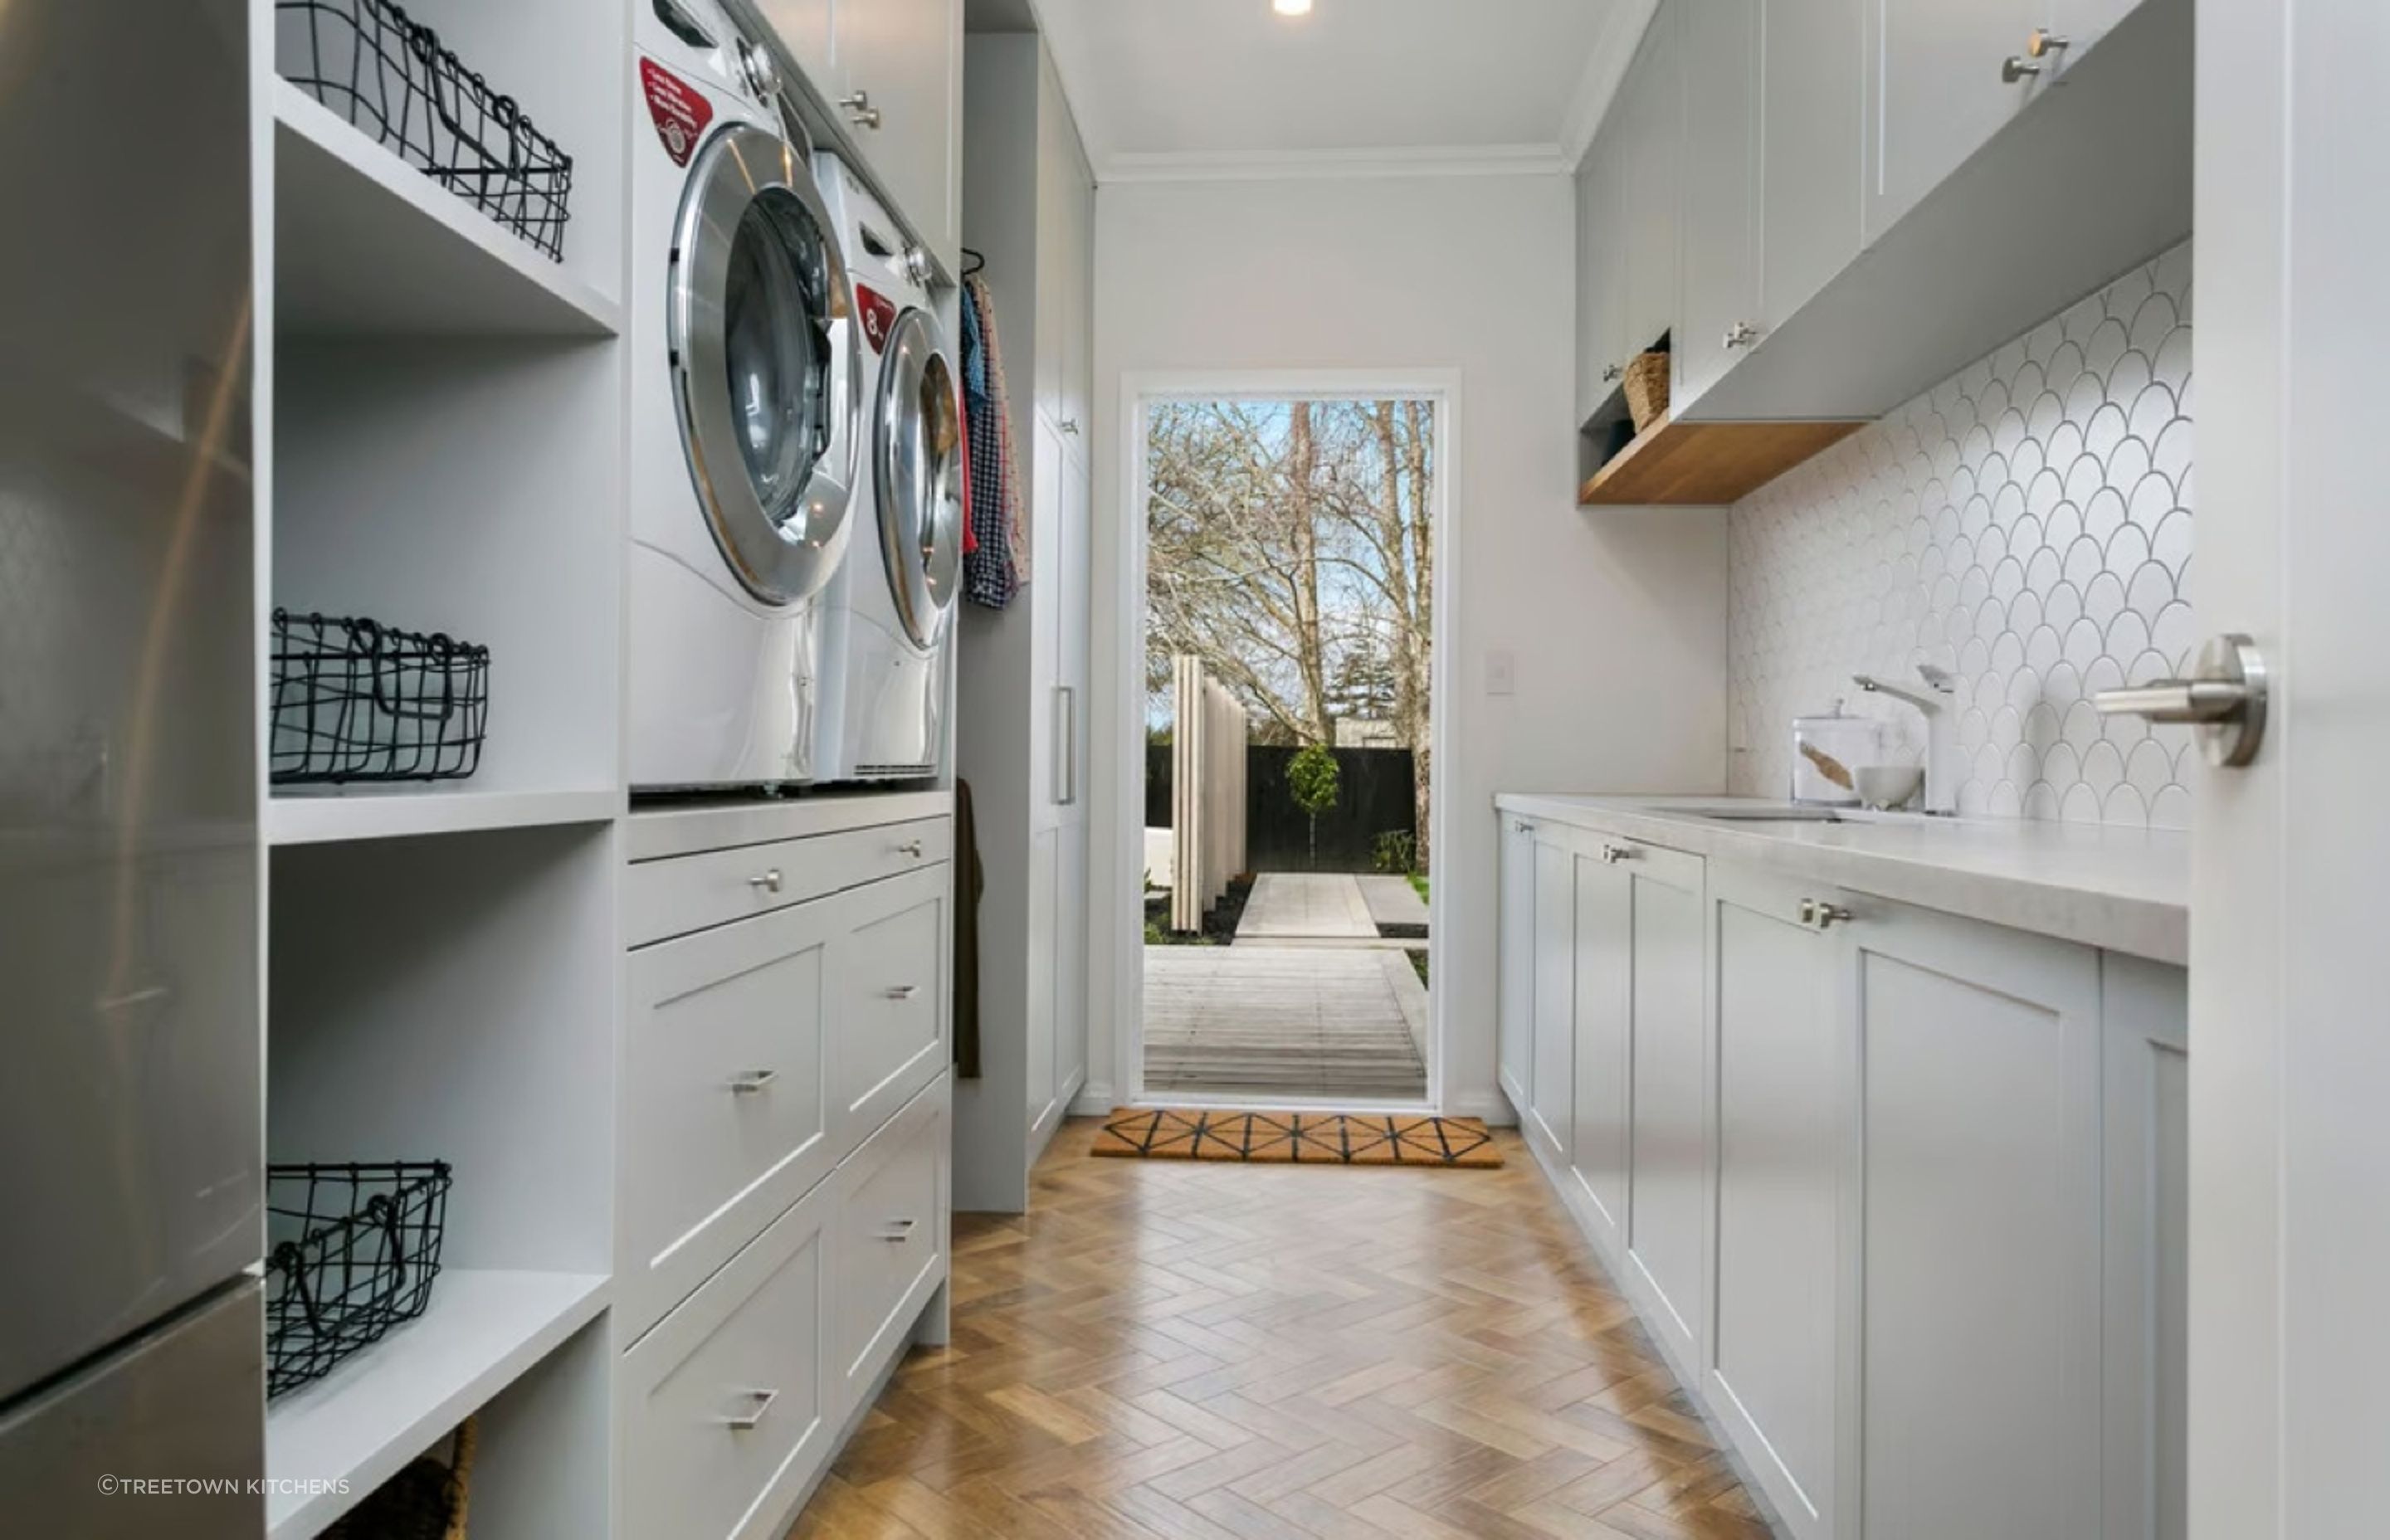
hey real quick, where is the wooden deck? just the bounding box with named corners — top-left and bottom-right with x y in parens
top-left (1144, 945), bottom-right (1427, 1102)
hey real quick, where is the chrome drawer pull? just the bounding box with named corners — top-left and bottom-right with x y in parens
top-left (878, 1217), bottom-right (918, 1243)
top-left (748, 869), bottom-right (783, 894)
top-left (885, 983), bottom-right (920, 1001)
top-left (721, 1387), bottom-right (779, 1430)
top-left (895, 839), bottom-right (925, 859)
top-left (727, 1069), bottom-right (778, 1094)
top-left (1601, 844), bottom-right (1636, 865)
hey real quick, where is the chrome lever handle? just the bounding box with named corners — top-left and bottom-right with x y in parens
top-left (2093, 634), bottom-right (2268, 767)
top-left (721, 1388), bottom-right (779, 1430)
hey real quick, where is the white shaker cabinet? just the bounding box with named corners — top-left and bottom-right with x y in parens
top-left (752, 0), bottom-right (835, 95)
top-left (1620, 840), bottom-right (1706, 1362)
top-left (1497, 815), bottom-right (1538, 1115)
top-left (1673, 0), bottom-right (1758, 411)
top-left (1706, 864), bottom-right (1847, 1540)
top-left (1758, 0), bottom-right (1865, 334)
top-left (1567, 848), bottom-right (1632, 1250)
top-left (1573, 138), bottom-right (1628, 425)
top-left (1848, 898), bottom-right (2105, 1540)
top-left (1617, 7), bottom-right (1685, 368)
top-left (1861, 0), bottom-right (2045, 242)
top-left (821, 0), bottom-right (962, 269)
top-left (1526, 831), bottom-right (1578, 1169)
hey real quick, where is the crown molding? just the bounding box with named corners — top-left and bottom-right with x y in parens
top-left (1097, 142), bottom-right (1573, 186)
top-left (1560, 0), bottom-right (1663, 169)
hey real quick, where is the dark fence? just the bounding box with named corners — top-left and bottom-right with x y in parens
top-left (1148, 743), bottom-right (1417, 874)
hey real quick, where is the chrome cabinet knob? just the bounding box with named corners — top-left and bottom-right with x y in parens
top-left (1812, 903), bottom-right (1855, 930)
top-left (2094, 634), bottom-right (2269, 767)
top-left (839, 90), bottom-right (881, 129)
top-left (2002, 56), bottom-right (2041, 82)
top-left (2026, 28), bottom-right (2070, 58)
top-left (1601, 844), bottom-right (1636, 865)
top-left (748, 869), bottom-right (783, 894)
top-left (1061, 419), bottom-right (1081, 435)
top-left (1724, 321), bottom-right (1761, 350)
top-left (1798, 899), bottom-right (1818, 926)
top-left (728, 1068), bottom-right (778, 1095)
top-left (896, 839), bottom-right (925, 859)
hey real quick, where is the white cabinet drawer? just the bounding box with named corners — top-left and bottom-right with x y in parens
top-left (831, 866), bottom-right (950, 1149)
top-left (627, 816), bottom-right (950, 948)
top-left (831, 1075), bottom-right (949, 1418)
top-left (622, 896), bottom-right (841, 1337)
top-left (622, 1182), bottom-right (833, 1540)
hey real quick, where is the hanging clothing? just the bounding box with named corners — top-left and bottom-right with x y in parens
top-left (959, 273), bottom-right (1028, 607)
top-left (951, 777), bottom-right (984, 1079)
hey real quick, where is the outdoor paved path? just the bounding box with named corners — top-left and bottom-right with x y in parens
top-left (1144, 945), bottom-right (1427, 1101)
top-left (1357, 872), bottom-right (1431, 929)
top-left (1232, 872), bottom-right (1378, 941)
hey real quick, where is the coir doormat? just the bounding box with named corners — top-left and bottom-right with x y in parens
top-left (1091, 1109), bottom-right (1501, 1167)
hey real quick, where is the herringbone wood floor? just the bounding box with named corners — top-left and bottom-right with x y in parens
top-left (788, 1118), bottom-right (1773, 1539)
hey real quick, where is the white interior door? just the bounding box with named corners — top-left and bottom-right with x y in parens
top-left (2188, 3), bottom-right (2390, 1534)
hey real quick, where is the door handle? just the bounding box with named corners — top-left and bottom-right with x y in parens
top-left (895, 839), bottom-right (926, 859)
top-left (721, 1388), bottom-right (779, 1430)
top-left (1052, 685), bottom-right (1076, 806)
top-left (877, 1217), bottom-right (919, 1243)
top-left (885, 983), bottom-right (921, 1001)
top-left (727, 1068), bottom-right (779, 1095)
top-left (1800, 899), bottom-right (1855, 931)
top-left (2093, 634), bottom-right (2268, 767)
top-left (1600, 844), bottom-right (1636, 865)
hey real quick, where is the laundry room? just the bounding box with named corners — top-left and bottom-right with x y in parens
top-left (8, 1), bottom-right (2378, 1538)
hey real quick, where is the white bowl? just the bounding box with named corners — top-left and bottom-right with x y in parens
top-left (1854, 764), bottom-right (1925, 811)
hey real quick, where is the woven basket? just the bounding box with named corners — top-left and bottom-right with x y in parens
top-left (1623, 351), bottom-right (1671, 432)
top-left (324, 1417), bottom-right (476, 1540)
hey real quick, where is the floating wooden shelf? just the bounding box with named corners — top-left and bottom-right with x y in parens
top-left (1578, 415), bottom-right (1867, 506)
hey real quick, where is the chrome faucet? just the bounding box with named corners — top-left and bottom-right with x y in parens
top-left (1852, 665), bottom-right (1958, 814)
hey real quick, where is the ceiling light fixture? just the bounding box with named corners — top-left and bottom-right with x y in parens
top-left (1272, 0), bottom-right (1313, 15)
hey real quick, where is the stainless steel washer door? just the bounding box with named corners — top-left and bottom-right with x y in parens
top-left (670, 122), bottom-right (860, 607)
top-left (874, 308), bottom-right (963, 650)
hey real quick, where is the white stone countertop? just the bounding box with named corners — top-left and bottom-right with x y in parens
top-left (1491, 793), bottom-right (2189, 966)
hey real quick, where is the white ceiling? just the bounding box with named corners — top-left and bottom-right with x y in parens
top-left (1027, 0), bottom-right (1659, 182)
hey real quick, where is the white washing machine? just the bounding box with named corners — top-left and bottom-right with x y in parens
top-left (813, 154), bottom-right (964, 782)
top-left (627, 0), bottom-right (862, 791)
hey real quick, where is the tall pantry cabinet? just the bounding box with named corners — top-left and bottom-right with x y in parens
top-left (953, 29), bottom-right (1095, 1212)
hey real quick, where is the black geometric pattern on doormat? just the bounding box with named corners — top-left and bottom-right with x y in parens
top-left (1091, 1109), bottom-right (1501, 1167)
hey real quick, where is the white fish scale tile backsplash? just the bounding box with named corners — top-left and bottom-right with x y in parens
top-left (1727, 242), bottom-right (2195, 830)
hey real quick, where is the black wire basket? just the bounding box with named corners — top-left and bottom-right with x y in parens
top-left (266, 1161), bottom-right (454, 1400)
top-left (271, 610), bottom-right (490, 786)
top-left (276, 0), bottom-right (574, 261)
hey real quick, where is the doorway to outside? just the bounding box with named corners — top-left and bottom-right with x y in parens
top-left (1134, 392), bottom-right (1440, 1106)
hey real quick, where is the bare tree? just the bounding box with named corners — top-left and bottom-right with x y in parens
top-left (1145, 398), bottom-right (1436, 864)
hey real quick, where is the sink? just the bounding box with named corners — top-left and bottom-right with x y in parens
top-left (1654, 805), bottom-right (1846, 824)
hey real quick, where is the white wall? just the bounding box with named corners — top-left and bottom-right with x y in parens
top-left (1088, 173), bottom-right (1729, 1119)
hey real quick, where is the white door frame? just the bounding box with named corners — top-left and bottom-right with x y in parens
top-left (1101, 369), bottom-right (1461, 1112)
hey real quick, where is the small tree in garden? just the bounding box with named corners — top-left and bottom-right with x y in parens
top-left (1287, 743), bottom-right (1342, 869)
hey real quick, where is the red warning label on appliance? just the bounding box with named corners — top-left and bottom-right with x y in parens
top-left (855, 284), bottom-right (899, 353)
top-left (641, 58), bottom-right (713, 167)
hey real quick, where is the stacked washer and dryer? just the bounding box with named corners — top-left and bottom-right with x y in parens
top-left (627, 0), bottom-right (963, 795)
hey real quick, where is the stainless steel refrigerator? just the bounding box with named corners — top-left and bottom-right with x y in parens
top-left (0, 1), bottom-right (265, 1533)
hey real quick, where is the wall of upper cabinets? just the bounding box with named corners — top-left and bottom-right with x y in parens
top-left (1573, 0), bottom-right (2189, 498)
top-left (748, 0), bottom-right (964, 271)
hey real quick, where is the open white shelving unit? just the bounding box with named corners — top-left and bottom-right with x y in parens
top-left (256, 0), bottom-right (631, 1531)
top-left (265, 1270), bottom-right (608, 1540)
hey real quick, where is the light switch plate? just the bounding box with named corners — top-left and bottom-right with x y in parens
top-left (1485, 650), bottom-right (1516, 697)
